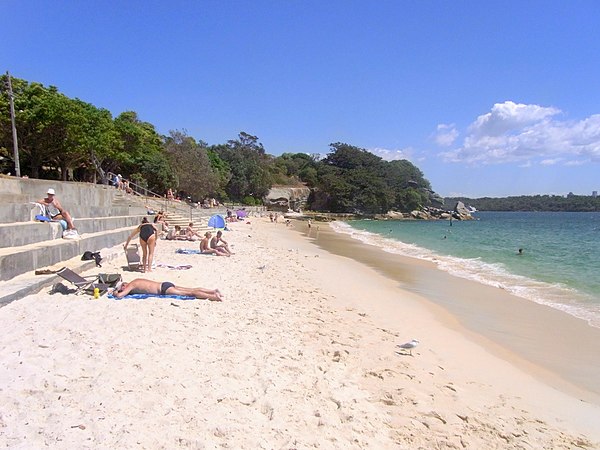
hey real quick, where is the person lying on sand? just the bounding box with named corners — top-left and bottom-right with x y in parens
top-left (112, 278), bottom-right (222, 301)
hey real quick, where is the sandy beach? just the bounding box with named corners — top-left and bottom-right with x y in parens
top-left (1, 217), bottom-right (599, 449)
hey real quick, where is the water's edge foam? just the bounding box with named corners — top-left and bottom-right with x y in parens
top-left (331, 221), bottom-right (600, 328)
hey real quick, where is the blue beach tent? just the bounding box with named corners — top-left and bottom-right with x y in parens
top-left (208, 214), bottom-right (225, 229)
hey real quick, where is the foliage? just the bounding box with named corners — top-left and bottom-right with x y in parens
top-left (242, 195), bottom-right (259, 205)
top-left (215, 132), bottom-right (274, 202)
top-left (444, 195), bottom-right (600, 212)
top-left (309, 143), bottom-right (431, 214)
top-left (1, 75), bottom-right (439, 213)
top-left (164, 130), bottom-right (219, 201)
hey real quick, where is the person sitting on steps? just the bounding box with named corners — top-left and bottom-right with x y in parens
top-left (38, 188), bottom-right (80, 239)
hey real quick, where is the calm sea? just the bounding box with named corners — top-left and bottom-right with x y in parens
top-left (331, 211), bottom-right (600, 328)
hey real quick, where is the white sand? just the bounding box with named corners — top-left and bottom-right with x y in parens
top-left (0, 218), bottom-right (599, 449)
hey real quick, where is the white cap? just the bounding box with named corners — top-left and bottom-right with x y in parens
top-left (47, 188), bottom-right (56, 195)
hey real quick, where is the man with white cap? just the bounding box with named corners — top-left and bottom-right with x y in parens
top-left (38, 188), bottom-right (79, 238)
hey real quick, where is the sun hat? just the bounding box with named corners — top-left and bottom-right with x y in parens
top-left (47, 188), bottom-right (56, 195)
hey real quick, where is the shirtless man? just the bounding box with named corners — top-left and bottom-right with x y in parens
top-left (185, 222), bottom-right (202, 241)
top-left (113, 278), bottom-right (222, 301)
top-left (200, 232), bottom-right (230, 256)
top-left (38, 188), bottom-right (79, 238)
top-left (210, 230), bottom-right (233, 255)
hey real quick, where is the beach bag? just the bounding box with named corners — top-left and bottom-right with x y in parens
top-left (82, 251), bottom-right (103, 267)
top-left (97, 273), bottom-right (122, 287)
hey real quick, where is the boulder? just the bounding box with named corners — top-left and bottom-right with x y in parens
top-left (264, 186), bottom-right (311, 212)
top-left (453, 201), bottom-right (474, 220)
top-left (411, 210), bottom-right (431, 220)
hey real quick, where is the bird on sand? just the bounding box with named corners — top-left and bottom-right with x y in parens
top-left (396, 339), bottom-right (419, 356)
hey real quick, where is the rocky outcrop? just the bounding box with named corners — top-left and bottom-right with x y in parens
top-left (264, 186), bottom-right (311, 212)
top-left (453, 201), bottom-right (473, 220)
top-left (375, 202), bottom-right (474, 221)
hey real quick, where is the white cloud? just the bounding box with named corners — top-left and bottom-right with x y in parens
top-left (540, 158), bottom-right (562, 165)
top-left (468, 101), bottom-right (560, 137)
top-left (369, 147), bottom-right (413, 161)
top-left (439, 101), bottom-right (600, 166)
top-left (433, 123), bottom-right (459, 147)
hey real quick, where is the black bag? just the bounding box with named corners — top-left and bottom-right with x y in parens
top-left (82, 251), bottom-right (103, 267)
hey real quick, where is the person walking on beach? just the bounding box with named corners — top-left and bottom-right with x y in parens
top-left (200, 232), bottom-right (230, 256)
top-left (124, 217), bottom-right (158, 272)
top-left (38, 188), bottom-right (80, 239)
top-left (113, 278), bottom-right (222, 301)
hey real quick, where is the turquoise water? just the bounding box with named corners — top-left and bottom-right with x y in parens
top-left (331, 212), bottom-right (600, 328)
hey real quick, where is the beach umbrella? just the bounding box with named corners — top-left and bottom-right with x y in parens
top-left (236, 209), bottom-right (247, 218)
top-left (208, 214), bottom-right (225, 229)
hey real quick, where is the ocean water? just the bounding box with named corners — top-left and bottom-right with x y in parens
top-left (331, 212), bottom-right (600, 328)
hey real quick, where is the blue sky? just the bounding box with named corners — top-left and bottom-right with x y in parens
top-left (3, 0), bottom-right (600, 197)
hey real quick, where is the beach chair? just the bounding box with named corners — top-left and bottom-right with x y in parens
top-left (56, 267), bottom-right (112, 295)
top-left (125, 244), bottom-right (141, 271)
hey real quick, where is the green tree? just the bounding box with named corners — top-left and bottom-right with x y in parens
top-left (164, 130), bottom-right (219, 201)
top-left (113, 111), bottom-right (168, 191)
top-left (216, 132), bottom-right (274, 202)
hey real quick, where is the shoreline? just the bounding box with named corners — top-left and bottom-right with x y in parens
top-left (1, 217), bottom-right (599, 447)
top-left (298, 220), bottom-right (600, 403)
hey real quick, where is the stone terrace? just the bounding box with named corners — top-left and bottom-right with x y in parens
top-left (0, 176), bottom-right (257, 306)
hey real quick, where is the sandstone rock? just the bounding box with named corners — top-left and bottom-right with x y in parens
top-left (264, 186), bottom-right (311, 211)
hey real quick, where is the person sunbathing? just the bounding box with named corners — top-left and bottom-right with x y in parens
top-left (165, 225), bottom-right (186, 240)
top-left (185, 222), bottom-right (202, 241)
top-left (113, 278), bottom-right (222, 301)
top-left (200, 232), bottom-right (230, 256)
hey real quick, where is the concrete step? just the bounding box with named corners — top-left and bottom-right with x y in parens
top-left (0, 203), bottom-right (40, 224)
top-left (0, 243), bottom-right (125, 307)
top-left (0, 202), bottom-right (146, 224)
top-left (0, 221), bottom-right (64, 248)
top-left (0, 225), bottom-right (137, 282)
top-left (0, 215), bottom-right (150, 249)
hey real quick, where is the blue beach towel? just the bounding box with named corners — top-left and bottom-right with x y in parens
top-left (175, 249), bottom-right (214, 255)
top-left (176, 248), bottom-right (201, 254)
top-left (108, 293), bottom-right (196, 300)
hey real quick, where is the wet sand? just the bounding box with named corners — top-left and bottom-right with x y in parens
top-left (300, 221), bottom-right (600, 402)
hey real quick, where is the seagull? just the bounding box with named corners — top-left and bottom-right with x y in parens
top-left (396, 339), bottom-right (419, 356)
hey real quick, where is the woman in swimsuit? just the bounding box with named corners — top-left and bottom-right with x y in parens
top-left (124, 217), bottom-right (158, 272)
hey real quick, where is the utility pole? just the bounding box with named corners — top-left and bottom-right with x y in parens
top-left (6, 71), bottom-right (21, 177)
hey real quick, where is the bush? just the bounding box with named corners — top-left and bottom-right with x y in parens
top-left (242, 195), bottom-right (256, 205)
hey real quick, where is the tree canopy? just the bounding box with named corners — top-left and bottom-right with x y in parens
top-left (444, 195), bottom-right (600, 212)
top-left (1, 74), bottom-right (436, 212)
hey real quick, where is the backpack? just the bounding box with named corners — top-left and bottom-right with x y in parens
top-left (82, 251), bottom-right (103, 267)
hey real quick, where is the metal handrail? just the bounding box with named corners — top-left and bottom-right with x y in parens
top-left (104, 172), bottom-right (267, 222)
top-left (105, 171), bottom-right (173, 214)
